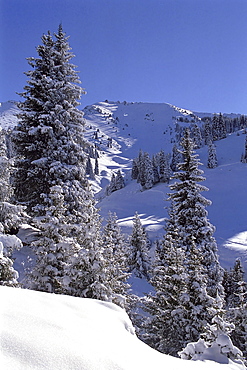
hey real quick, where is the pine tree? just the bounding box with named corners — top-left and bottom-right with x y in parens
top-left (102, 212), bottom-right (130, 308)
top-left (207, 141), bottom-right (218, 169)
top-left (143, 233), bottom-right (188, 356)
top-left (115, 170), bottom-right (125, 190)
top-left (13, 27), bottom-right (109, 301)
top-left (191, 123), bottom-right (203, 148)
top-left (204, 119), bottom-right (213, 145)
top-left (183, 240), bottom-right (215, 343)
top-left (142, 152), bottom-right (154, 190)
top-left (13, 26), bottom-right (86, 214)
top-left (131, 158), bottom-right (139, 180)
top-left (169, 128), bottom-right (223, 298)
top-left (0, 241), bottom-right (19, 287)
top-left (180, 294), bottom-right (243, 363)
top-left (129, 212), bottom-right (150, 279)
top-left (152, 155), bottom-right (160, 184)
top-left (26, 185), bottom-right (76, 293)
top-left (170, 143), bottom-right (182, 172)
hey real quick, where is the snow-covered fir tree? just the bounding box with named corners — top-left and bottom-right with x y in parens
top-left (143, 232), bottom-right (188, 356)
top-left (26, 185), bottom-right (77, 294)
top-left (223, 259), bottom-right (247, 362)
top-left (106, 170), bottom-right (125, 195)
top-left (0, 129), bottom-right (25, 234)
top-left (204, 119), bottom-right (213, 145)
top-left (12, 26), bottom-right (86, 214)
top-left (170, 143), bottom-right (183, 172)
top-left (102, 211), bottom-right (130, 308)
top-left (12, 26), bottom-right (112, 301)
top-left (152, 155), bottom-right (160, 184)
top-left (142, 152), bottom-right (154, 190)
top-left (129, 212), bottom-right (150, 279)
top-left (0, 241), bottom-right (19, 287)
top-left (180, 294), bottom-right (243, 364)
top-left (158, 150), bottom-right (171, 183)
top-left (207, 141), bottom-right (218, 169)
top-left (191, 123), bottom-right (203, 148)
top-left (183, 240), bottom-right (215, 344)
top-left (168, 128), bottom-right (224, 299)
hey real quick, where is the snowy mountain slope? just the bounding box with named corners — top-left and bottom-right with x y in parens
top-left (0, 100), bottom-right (246, 277)
top-left (82, 101), bottom-right (247, 275)
top-left (0, 101), bottom-right (19, 130)
top-left (1, 286), bottom-right (245, 370)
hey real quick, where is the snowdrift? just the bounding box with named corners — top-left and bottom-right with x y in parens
top-left (0, 286), bottom-right (245, 370)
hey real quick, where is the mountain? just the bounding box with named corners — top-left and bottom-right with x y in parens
top-left (0, 100), bottom-right (247, 278)
top-left (82, 101), bottom-right (247, 276)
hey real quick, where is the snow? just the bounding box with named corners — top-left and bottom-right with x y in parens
top-left (0, 286), bottom-right (245, 370)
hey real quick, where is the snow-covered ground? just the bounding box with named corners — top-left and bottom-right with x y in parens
top-left (1, 286), bottom-right (245, 370)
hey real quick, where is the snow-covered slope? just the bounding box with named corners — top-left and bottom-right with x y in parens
top-left (1, 100), bottom-right (247, 276)
top-left (82, 101), bottom-right (247, 275)
top-left (0, 286), bottom-right (244, 370)
top-left (0, 101), bottom-right (19, 130)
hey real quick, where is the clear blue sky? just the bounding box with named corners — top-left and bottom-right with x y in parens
top-left (1, 0), bottom-right (247, 114)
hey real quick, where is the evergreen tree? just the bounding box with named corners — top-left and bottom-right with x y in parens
top-left (204, 119), bottom-right (213, 145)
top-left (142, 152), bottom-right (154, 190)
top-left (169, 129), bottom-right (223, 298)
top-left (0, 241), bottom-right (19, 287)
top-left (129, 212), bottom-right (150, 279)
top-left (158, 150), bottom-right (171, 183)
top-left (170, 143), bottom-right (182, 172)
top-left (106, 173), bottom-right (116, 195)
top-left (143, 233), bottom-right (188, 356)
top-left (183, 240), bottom-right (215, 344)
top-left (152, 155), bottom-right (160, 184)
top-left (13, 27), bottom-right (109, 302)
top-left (218, 113), bottom-right (227, 140)
top-left (131, 158), bottom-right (139, 180)
top-left (102, 212), bottom-right (130, 308)
top-left (115, 170), bottom-right (125, 190)
top-left (26, 185), bottom-right (76, 293)
top-left (13, 26), bottom-right (86, 214)
top-left (207, 141), bottom-right (218, 169)
top-left (191, 123), bottom-right (203, 148)
top-left (180, 294), bottom-right (243, 364)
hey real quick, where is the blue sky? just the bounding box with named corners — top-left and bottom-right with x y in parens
top-left (1, 0), bottom-right (247, 114)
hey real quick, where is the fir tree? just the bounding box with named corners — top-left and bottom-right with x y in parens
top-left (152, 155), bottom-right (160, 184)
top-left (131, 158), bottom-right (139, 180)
top-left (143, 233), bottom-right (188, 356)
top-left (129, 212), bottom-right (150, 279)
top-left (170, 143), bottom-right (182, 172)
top-left (0, 241), bottom-right (19, 287)
top-left (102, 212), bottom-right (130, 308)
top-left (168, 129), bottom-right (223, 298)
top-left (13, 27), bottom-right (108, 301)
top-left (191, 123), bottom-right (203, 148)
top-left (207, 141), bottom-right (218, 169)
top-left (12, 26), bottom-right (86, 214)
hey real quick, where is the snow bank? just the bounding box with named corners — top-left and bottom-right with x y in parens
top-left (0, 287), bottom-right (245, 370)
